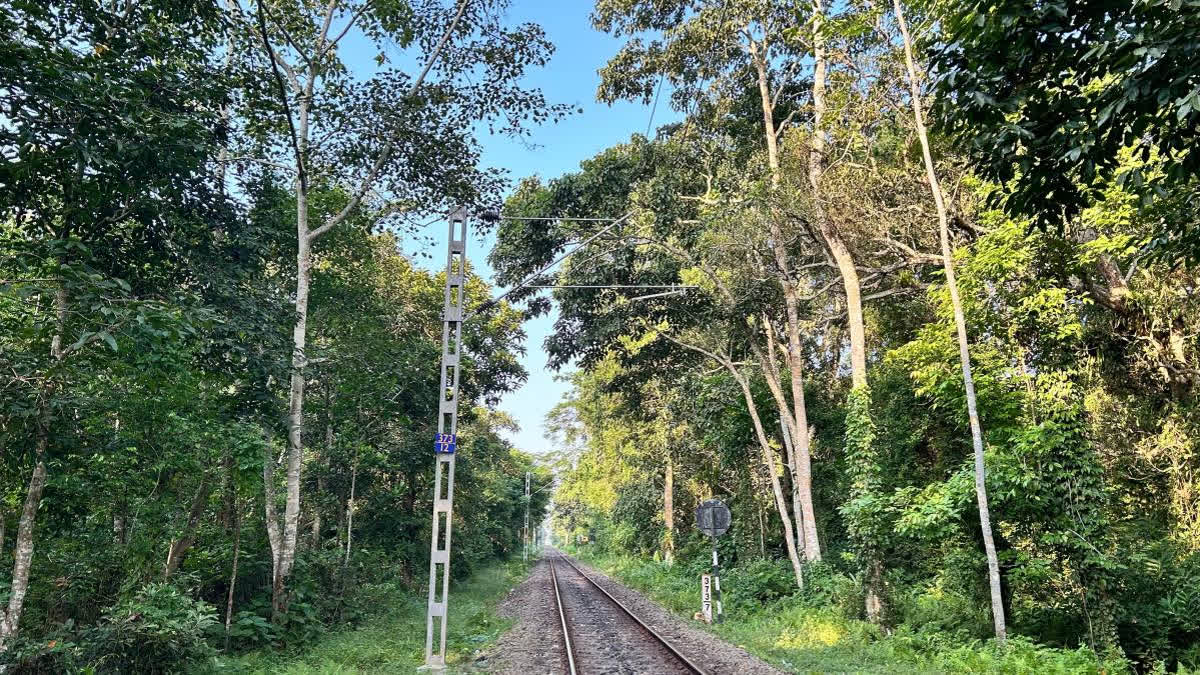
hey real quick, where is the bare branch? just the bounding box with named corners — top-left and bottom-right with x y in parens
top-left (874, 236), bottom-right (943, 264)
top-left (321, 0), bottom-right (374, 58)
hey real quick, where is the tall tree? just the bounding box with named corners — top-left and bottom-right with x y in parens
top-left (493, 139), bottom-right (814, 586)
top-left (239, 0), bottom-right (562, 616)
top-left (0, 0), bottom-right (230, 653)
top-left (592, 0), bottom-right (890, 566)
top-left (894, 0), bottom-right (1006, 642)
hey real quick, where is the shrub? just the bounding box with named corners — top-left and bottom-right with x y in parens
top-left (1114, 545), bottom-right (1200, 669)
top-left (84, 582), bottom-right (218, 673)
top-left (725, 557), bottom-right (797, 610)
top-left (892, 577), bottom-right (991, 640)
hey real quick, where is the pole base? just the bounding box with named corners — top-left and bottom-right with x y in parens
top-left (417, 664), bottom-right (446, 672)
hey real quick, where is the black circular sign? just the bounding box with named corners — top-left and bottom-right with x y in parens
top-left (695, 499), bottom-right (731, 537)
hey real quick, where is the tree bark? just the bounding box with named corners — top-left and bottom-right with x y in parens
top-left (804, 0), bottom-right (867, 388)
top-left (164, 474), bottom-right (213, 579)
top-left (746, 313), bottom-right (824, 562)
top-left (276, 150), bottom-right (311, 617)
top-left (344, 456), bottom-right (357, 567)
top-left (757, 502), bottom-right (766, 558)
top-left (663, 450), bottom-right (674, 563)
top-left (224, 498), bottom-right (242, 653)
top-left (893, 0), bottom-right (1007, 642)
top-left (780, 417), bottom-right (806, 558)
top-left (751, 37), bottom-right (823, 562)
top-left (0, 283), bottom-right (67, 657)
top-left (0, 435), bottom-right (48, 656)
top-left (262, 431), bottom-right (285, 619)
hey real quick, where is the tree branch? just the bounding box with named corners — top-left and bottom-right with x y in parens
top-left (255, 0), bottom-right (307, 193)
top-left (320, 0), bottom-right (374, 58)
top-left (308, 0), bottom-right (471, 242)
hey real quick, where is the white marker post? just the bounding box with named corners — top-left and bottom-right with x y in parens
top-left (701, 573), bottom-right (713, 623)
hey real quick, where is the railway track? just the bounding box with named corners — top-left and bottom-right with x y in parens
top-left (549, 552), bottom-right (708, 675)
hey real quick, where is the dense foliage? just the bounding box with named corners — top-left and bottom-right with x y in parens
top-left (0, 0), bottom-right (552, 671)
top-left (489, 0), bottom-right (1200, 671)
top-left (2, 0), bottom-right (1198, 672)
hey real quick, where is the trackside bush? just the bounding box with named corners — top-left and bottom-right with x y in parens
top-left (724, 557), bottom-right (797, 609)
top-left (85, 583), bottom-right (218, 672)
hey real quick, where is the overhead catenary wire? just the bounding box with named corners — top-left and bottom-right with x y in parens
top-left (471, 211), bottom-right (635, 314)
top-left (628, 288), bottom-right (692, 301)
top-left (489, 215), bottom-right (630, 222)
top-left (526, 285), bottom-right (698, 289)
top-left (645, 72), bottom-right (666, 136)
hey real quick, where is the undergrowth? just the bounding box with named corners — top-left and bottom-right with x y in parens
top-left (190, 557), bottom-right (533, 674)
top-left (571, 548), bottom-right (1141, 674)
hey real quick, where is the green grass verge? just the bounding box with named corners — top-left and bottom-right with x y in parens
top-left (193, 557), bottom-right (533, 674)
top-left (571, 549), bottom-right (1131, 675)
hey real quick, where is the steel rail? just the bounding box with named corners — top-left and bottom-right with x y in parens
top-left (549, 557), bottom-right (579, 675)
top-left (554, 554), bottom-right (709, 675)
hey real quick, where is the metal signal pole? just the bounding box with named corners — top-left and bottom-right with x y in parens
top-left (418, 208), bottom-right (690, 669)
top-left (524, 471), bottom-right (531, 561)
top-left (422, 207), bottom-right (468, 670)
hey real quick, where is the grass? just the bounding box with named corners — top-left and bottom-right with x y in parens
top-left (192, 557), bottom-right (533, 674)
top-left (571, 548), bottom-right (1132, 674)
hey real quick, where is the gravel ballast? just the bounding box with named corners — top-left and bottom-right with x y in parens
top-left (480, 550), bottom-right (783, 675)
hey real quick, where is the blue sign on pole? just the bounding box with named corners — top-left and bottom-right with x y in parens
top-left (434, 433), bottom-right (457, 454)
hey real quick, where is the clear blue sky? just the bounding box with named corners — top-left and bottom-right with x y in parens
top-left (350, 2), bottom-right (678, 456)
top-left (470, 2), bottom-right (677, 456)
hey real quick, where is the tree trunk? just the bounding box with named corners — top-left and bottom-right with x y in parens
top-left (806, 9), bottom-right (867, 389)
top-left (865, 559), bottom-right (885, 623)
top-left (751, 38), bottom-right (823, 562)
top-left (750, 317), bottom-right (820, 561)
top-left (663, 451), bottom-right (674, 563)
top-left (262, 431), bottom-right (284, 619)
top-left (893, 0), bottom-right (1007, 642)
top-left (224, 498), bottom-right (242, 653)
top-left (0, 435), bottom-right (48, 656)
top-left (732, 371), bottom-right (805, 588)
top-left (666, 334), bottom-right (806, 587)
top-left (252, 0), bottom-right (469, 618)
top-left (164, 474), bottom-right (213, 579)
top-left (780, 416), bottom-right (806, 555)
top-left (344, 458), bottom-right (357, 566)
top-left (274, 155), bottom-right (311, 617)
top-left (335, 485), bottom-right (346, 551)
top-left (1, 283), bottom-right (67, 657)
